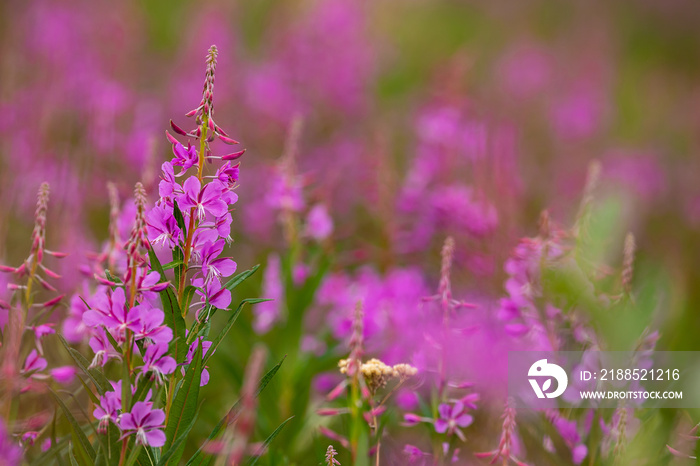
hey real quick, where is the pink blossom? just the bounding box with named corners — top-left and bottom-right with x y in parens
top-left (119, 401), bottom-right (166, 447)
top-left (305, 204), bottom-right (333, 240)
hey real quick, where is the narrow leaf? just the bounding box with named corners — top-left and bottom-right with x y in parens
top-left (223, 265), bottom-right (260, 292)
top-left (158, 406), bottom-right (200, 466)
top-left (246, 416), bottom-right (294, 466)
top-left (57, 334), bottom-right (110, 395)
top-left (203, 298), bottom-right (271, 365)
top-left (163, 342), bottom-right (202, 465)
top-left (185, 356), bottom-right (286, 466)
top-left (49, 389), bottom-right (96, 462)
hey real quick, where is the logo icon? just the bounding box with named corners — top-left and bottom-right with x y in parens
top-left (528, 359), bottom-right (568, 399)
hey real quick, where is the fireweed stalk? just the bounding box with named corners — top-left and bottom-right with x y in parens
top-left (0, 183), bottom-right (66, 436)
top-left (319, 302), bottom-right (418, 466)
top-left (402, 237), bottom-right (478, 464)
top-left (0, 183), bottom-right (66, 425)
top-left (2, 45), bottom-right (277, 466)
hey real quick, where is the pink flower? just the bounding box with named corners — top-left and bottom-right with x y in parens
top-left (171, 141), bottom-right (199, 172)
top-left (198, 240), bottom-right (237, 284)
top-left (50, 366), bottom-right (77, 384)
top-left (22, 349), bottom-right (47, 374)
top-left (83, 288), bottom-right (143, 341)
top-left (147, 205), bottom-right (180, 249)
top-left (192, 278), bottom-right (231, 316)
top-left (254, 254), bottom-right (282, 334)
top-left (305, 204), bottom-right (333, 240)
top-left (184, 337), bottom-right (212, 386)
top-left (119, 401), bottom-right (166, 447)
top-left (88, 328), bottom-right (121, 368)
top-left (139, 342), bottom-right (176, 385)
top-left (434, 401), bottom-right (473, 440)
top-left (132, 307), bottom-right (172, 344)
top-left (94, 391), bottom-right (121, 434)
top-left (178, 177), bottom-right (228, 221)
top-left (0, 419), bottom-right (21, 461)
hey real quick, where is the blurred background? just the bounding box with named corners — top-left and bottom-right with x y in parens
top-left (2, 0), bottom-right (700, 464)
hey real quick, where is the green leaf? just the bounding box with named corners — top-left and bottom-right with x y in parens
top-left (158, 406), bottom-right (201, 466)
top-left (124, 442), bottom-right (143, 466)
top-left (49, 389), bottom-right (96, 463)
top-left (163, 342), bottom-right (203, 465)
top-left (102, 326), bottom-right (123, 355)
top-left (185, 356), bottom-right (286, 466)
top-left (173, 201), bottom-right (187, 234)
top-left (181, 285), bottom-right (197, 314)
top-left (163, 288), bottom-right (187, 363)
top-left (246, 416), bottom-right (294, 466)
top-left (57, 334), bottom-right (110, 395)
top-left (104, 269), bottom-right (123, 286)
top-left (223, 264), bottom-right (260, 291)
top-left (162, 260), bottom-right (184, 271)
top-left (68, 444), bottom-right (80, 466)
top-left (203, 298), bottom-right (271, 365)
top-left (77, 376), bottom-right (100, 405)
top-left (255, 355), bottom-right (286, 397)
top-left (173, 247), bottom-right (184, 290)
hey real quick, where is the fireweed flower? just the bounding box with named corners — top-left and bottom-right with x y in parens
top-left (119, 401), bottom-right (166, 447)
top-left (131, 306), bottom-right (172, 344)
top-left (88, 328), bottom-right (121, 368)
top-left (325, 445), bottom-right (341, 466)
top-left (28, 323), bottom-right (55, 353)
top-left (22, 349), bottom-right (47, 375)
top-left (178, 177), bottom-right (229, 222)
top-left (147, 204), bottom-right (181, 249)
top-left (138, 342), bottom-right (176, 385)
top-left (0, 419), bottom-right (21, 463)
top-left (83, 287), bottom-right (142, 341)
top-left (304, 203), bottom-right (333, 241)
top-left (253, 253), bottom-right (283, 334)
top-left (171, 141), bottom-right (199, 172)
top-left (191, 277), bottom-right (231, 318)
top-left (49, 366), bottom-right (76, 385)
top-left (434, 401), bottom-right (473, 441)
top-left (157, 161), bottom-right (182, 202)
top-left (475, 399), bottom-right (528, 466)
top-left (94, 390), bottom-right (122, 434)
top-left (197, 239), bottom-right (237, 284)
top-left (184, 336), bottom-right (212, 386)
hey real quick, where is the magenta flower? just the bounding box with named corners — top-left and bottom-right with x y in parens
top-left (192, 277), bottom-right (231, 316)
top-left (158, 161), bottom-right (182, 201)
top-left (132, 307), bottom-right (172, 344)
top-left (50, 366), bottom-right (77, 385)
top-left (214, 161), bottom-right (240, 187)
top-left (88, 328), bottom-right (121, 368)
top-left (304, 204), bottom-right (333, 241)
top-left (138, 342), bottom-right (176, 385)
top-left (21, 431), bottom-right (39, 446)
top-left (119, 401), bottom-right (166, 447)
top-left (84, 288), bottom-right (143, 341)
top-left (171, 141), bottom-right (199, 171)
top-left (254, 253), bottom-right (282, 334)
top-left (29, 323), bottom-right (55, 353)
top-left (435, 401), bottom-right (473, 441)
top-left (198, 240), bottom-right (237, 284)
top-left (184, 337), bottom-right (212, 386)
top-left (178, 177), bottom-right (228, 221)
top-left (93, 390), bottom-right (121, 434)
top-left (22, 349), bottom-right (47, 374)
top-left (147, 205), bottom-right (181, 249)
top-left (0, 419), bottom-right (21, 462)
